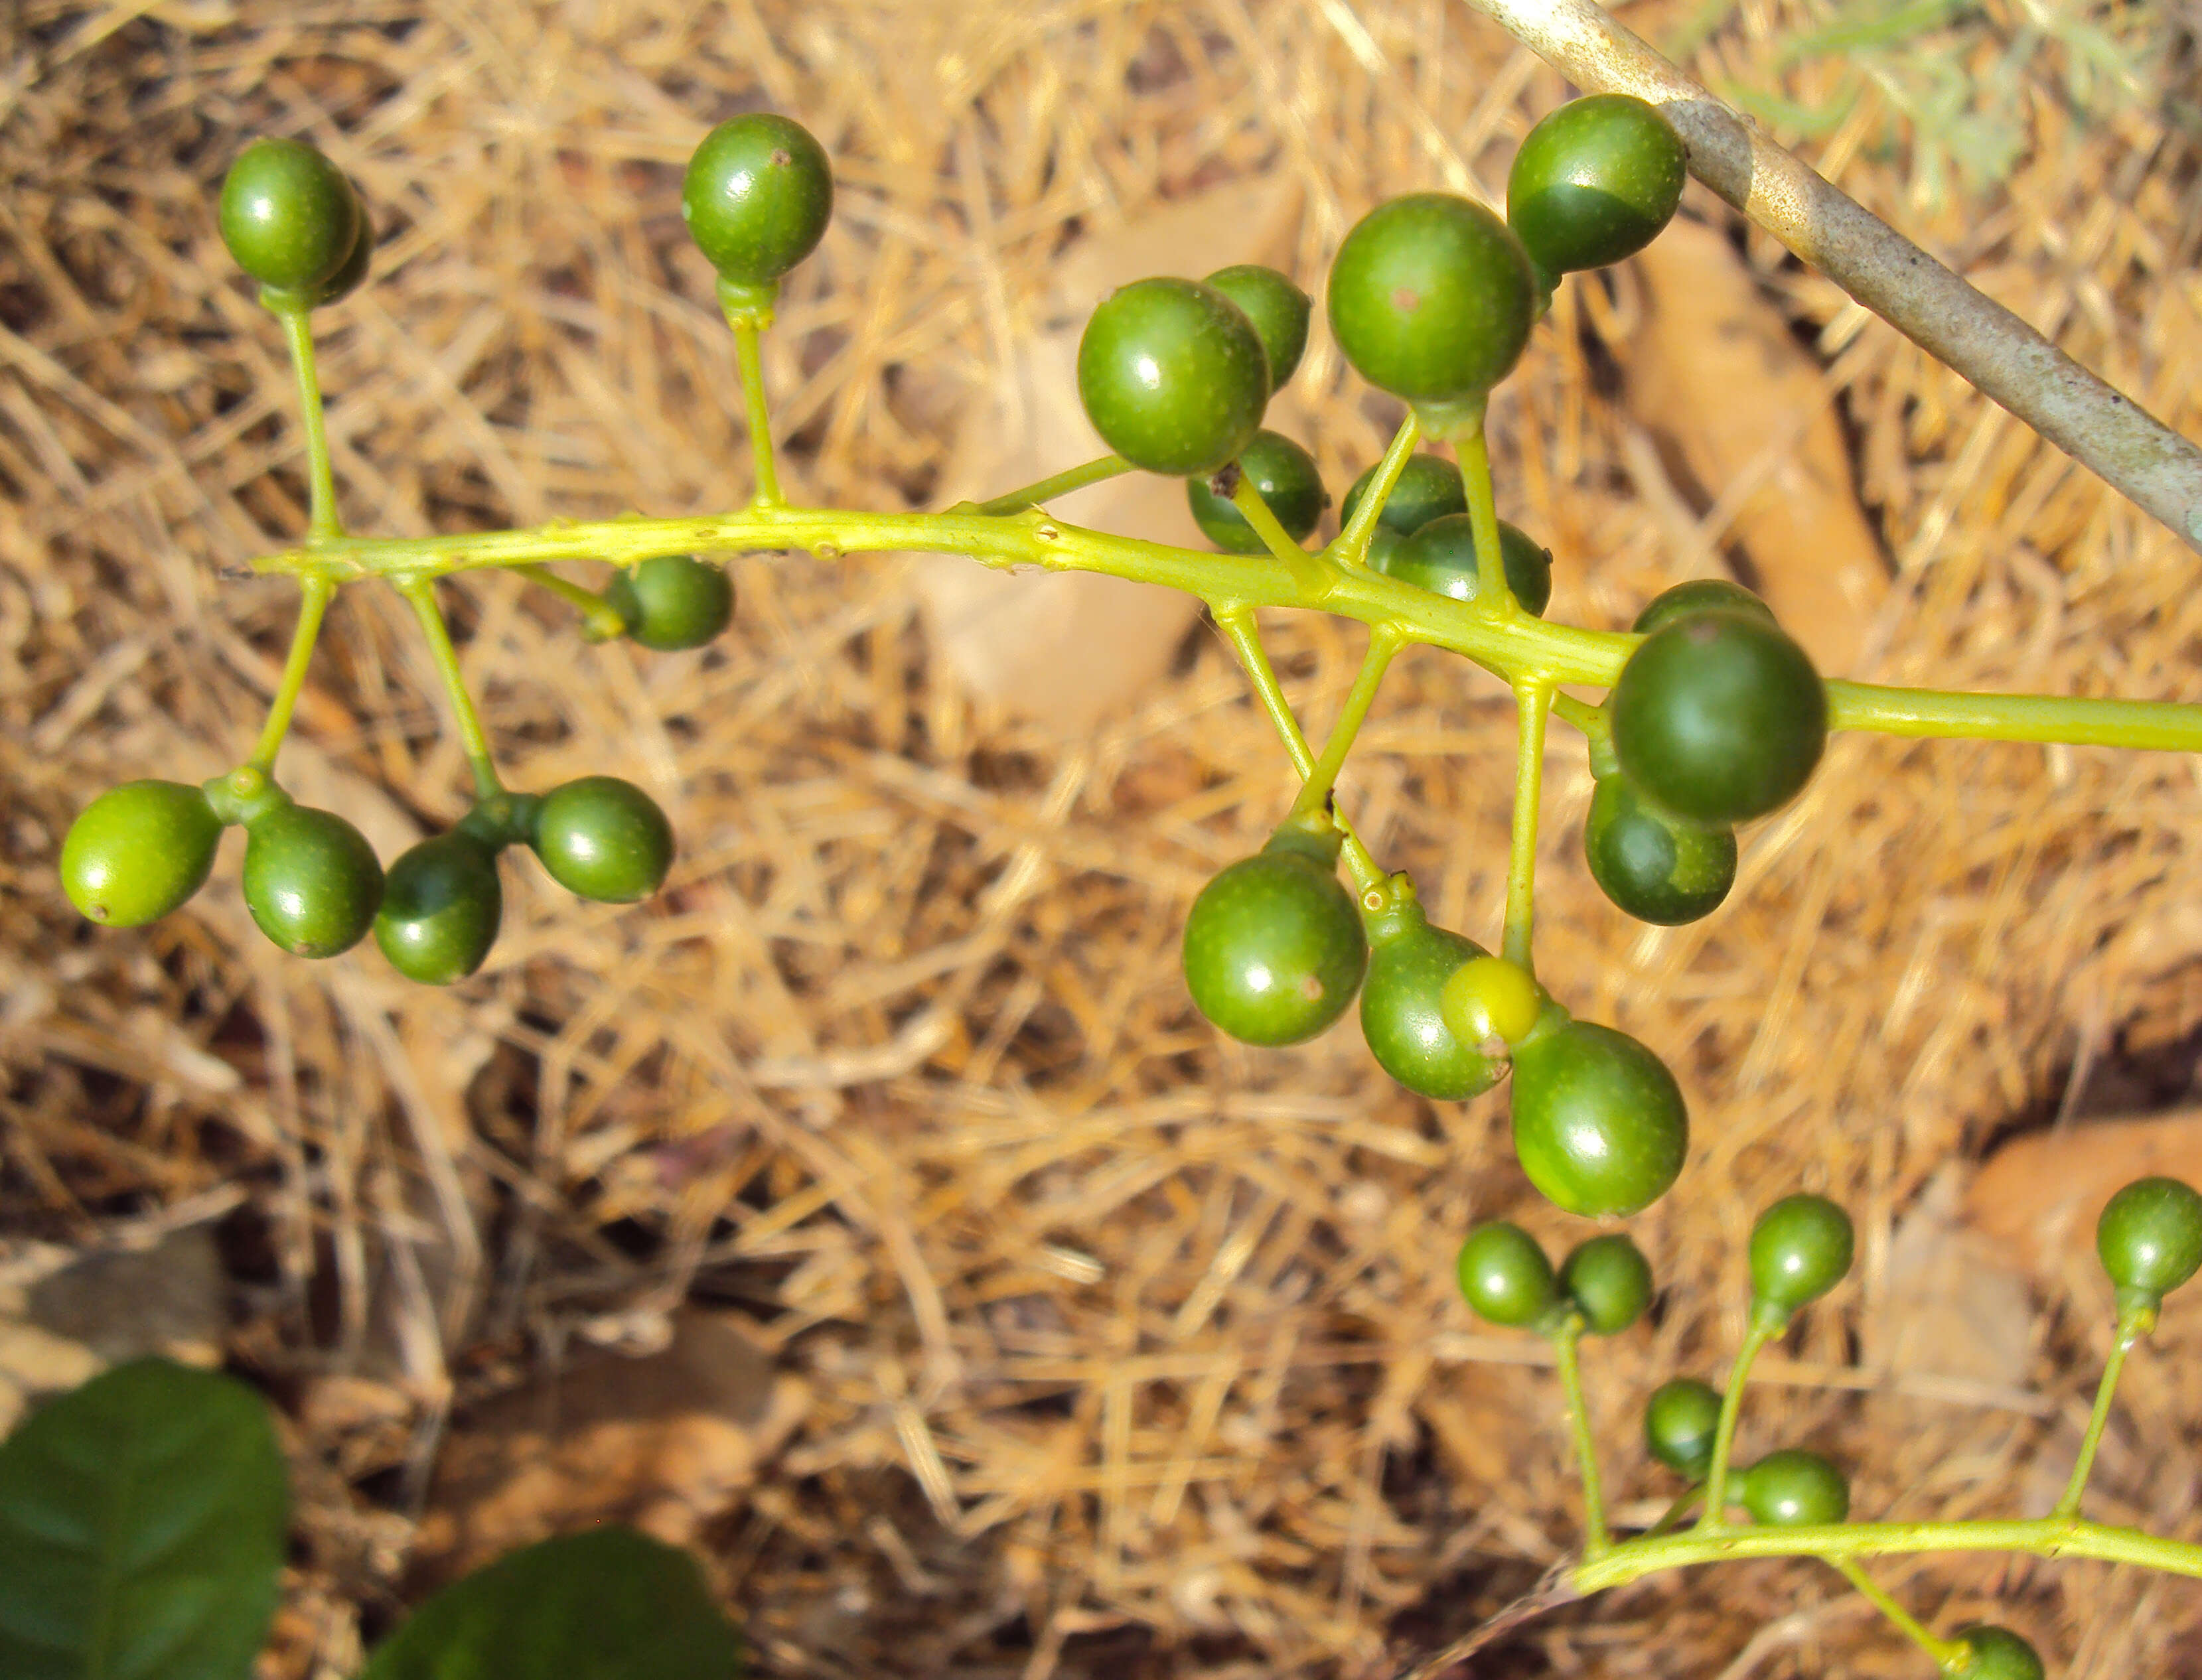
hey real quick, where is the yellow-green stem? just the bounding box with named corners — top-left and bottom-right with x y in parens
top-left (397, 578), bottom-right (502, 800)
top-left (971, 454), bottom-right (1131, 515)
top-left (1289, 630), bottom-right (1401, 819)
top-left (514, 563), bottom-right (630, 641)
top-left (1641, 1482), bottom-right (1703, 1541)
top-left (1826, 1555), bottom-right (1970, 1671)
top-left (1452, 414), bottom-right (1526, 630)
top-left (1550, 1316), bottom-right (1611, 1559)
top-left (271, 299), bottom-right (341, 541)
top-left (2055, 1305), bottom-right (2151, 1518)
top-left (727, 313), bottom-right (782, 508)
top-left (1503, 678), bottom-right (1554, 969)
top-left (1700, 1309), bottom-right (1782, 1532)
top-left (247, 575), bottom-right (335, 772)
top-left (1213, 608), bottom-right (1386, 894)
top-left (1230, 473), bottom-right (1332, 595)
top-left (1327, 411), bottom-right (1421, 567)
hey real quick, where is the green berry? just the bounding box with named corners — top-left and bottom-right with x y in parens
top-left (1506, 94), bottom-right (1687, 282)
top-left (1510, 1015), bottom-right (1688, 1218)
top-left (1559, 1233), bottom-right (1653, 1334)
top-left (1749, 1194), bottom-right (1855, 1316)
top-left (1375, 511), bottom-right (1553, 616)
top-left (1611, 610), bottom-right (1827, 825)
top-left (218, 137), bottom-right (361, 294)
top-left (1078, 278), bottom-right (1270, 476)
top-left (682, 113), bottom-right (834, 287)
top-left (1364, 525), bottom-right (1406, 573)
top-left (1357, 888), bottom-right (1503, 1101)
top-left (1457, 1222), bottom-right (1558, 1328)
top-left (1583, 772), bottom-right (1737, 926)
top-left (60, 781), bottom-right (224, 928)
top-left (1181, 831), bottom-right (1366, 1047)
top-left (241, 804), bottom-right (383, 957)
top-left (1740, 1448), bottom-right (1850, 1527)
top-left (1185, 430), bottom-right (1327, 553)
top-left (374, 831), bottom-right (502, 985)
top-left (1631, 577), bottom-right (1775, 637)
top-left (1643, 1377), bottom-right (1722, 1478)
top-left (1327, 193), bottom-right (1538, 403)
top-left (311, 195), bottom-right (374, 307)
top-left (530, 776), bottom-right (674, 904)
top-left (1339, 455), bottom-right (1467, 537)
top-left (1949, 1626), bottom-right (2045, 1680)
top-left (1204, 264), bottom-right (1311, 393)
top-left (607, 555), bottom-right (735, 651)
top-left (2095, 1176), bottom-right (2202, 1299)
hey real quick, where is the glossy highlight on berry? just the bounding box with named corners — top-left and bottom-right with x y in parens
top-left (531, 777), bottom-right (674, 904)
top-left (1558, 1233), bottom-right (1652, 1334)
top-left (1643, 1377), bottom-right (1722, 1478)
top-left (1506, 94), bottom-right (1686, 282)
top-left (1357, 887), bottom-right (1503, 1100)
top-left (61, 781), bottom-right (224, 928)
top-left (1327, 192), bottom-right (1537, 403)
top-left (2095, 1176), bottom-right (2202, 1300)
top-left (218, 137), bottom-right (361, 294)
top-left (681, 113), bottom-right (834, 288)
top-left (1510, 1015), bottom-right (1688, 1218)
top-left (1078, 277), bottom-right (1269, 477)
top-left (1182, 829), bottom-right (1366, 1048)
top-left (1583, 772), bottom-right (1736, 926)
top-left (1457, 1221), bottom-right (1558, 1327)
top-left (241, 803), bottom-right (384, 958)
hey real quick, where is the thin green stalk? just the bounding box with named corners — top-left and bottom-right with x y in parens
top-left (1503, 678), bottom-right (1553, 969)
top-left (271, 299), bottom-right (341, 540)
top-left (726, 312), bottom-right (782, 508)
top-left (2055, 1305), bottom-right (2152, 1518)
top-left (1550, 1317), bottom-right (1611, 1559)
top-left (1230, 473), bottom-right (1334, 596)
top-left (1826, 1555), bottom-right (1970, 1671)
top-left (248, 575), bottom-right (336, 772)
top-left (1641, 1482), bottom-right (1704, 1541)
top-left (1288, 630), bottom-right (1401, 819)
top-left (397, 577), bottom-right (502, 800)
top-left (1213, 608), bottom-right (1386, 894)
top-left (1453, 414), bottom-right (1526, 630)
top-left (1327, 411), bottom-right (1421, 567)
top-left (514, 563), bottom-right (630, 641)
top-left (970, 454), bottom-right (1132, 515)
top-left (1700, 1310), bottom-right (1783, 1531)
top-left (249, 507), bottom-right (2202, 756)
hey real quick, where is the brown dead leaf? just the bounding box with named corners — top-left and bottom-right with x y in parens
top-left (409, 1309), bottom-right (810, 1586)
top-left (1963, 1109), bottom-right (2202, 1284)
top-left (1614, 216), bottom-right (1890, 673)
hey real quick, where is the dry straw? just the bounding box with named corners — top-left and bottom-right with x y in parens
top-left (3, 1), bottom-right (2201, 1676)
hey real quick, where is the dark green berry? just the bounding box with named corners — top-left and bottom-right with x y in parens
top-left (1186, 430), bottom-right (1327, 553)
top-left (530, 776), bottom-right (674, 904)
top-left (1506, 94), bottom-right (1687, 282)
top-left (374, 831), bottom-right (502, 985)
top-left (2096, 1176), bottom-right (2202, 1299)
top-left (1631, 577), bottom-right (1775, 637)
top-left (1510, 1015), bottom-right (1687, 1218)
top-left (61, 781), bottom-right (224, 928)
top-left (242, 803), bottom-right (383, 957)
top-left (1611, 610), bottom-right (1827, 825)
top-left (1749, 1194), bottom-right (1854, 1316)
top-left (1078, 278), bottom-right (1270, 476)
top-left (1740, 1448), bottom-right (1850, 1527)
top-left (1559, 1233), bottom-right (1653, 1334)
top-left (1457, 1222), bottom-right (1558, 1328)
top-left (311, 195), bottom-right (374, 307)
top-left (1327, 192), bottom-right (1538, 403)
top-left (1204, 264), bottom-right (1311, 393)
top-left (1182, 829), bottom-right (1365, 1047)
top-left (682, 113), bottom-right (834, 287)
top-left (1950, 1626), bottom-right (2045, 1680)
top-left (1583, 772), bottom-right (1736, 926)
top-left (1643, 1377), bottom-right (1722, 1478)
top-left (1357, 886), bottom-right (1503, 1101)
top-left (218, 137), bottom-right (361, 294)
top-left (1375, 511), bottom-right (1552, 616)
top-left (1339, 454), bottom-right (1467, 537)
top-left (607, 555), bottom-right (735, 651)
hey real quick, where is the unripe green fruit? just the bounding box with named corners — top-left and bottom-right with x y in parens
top-left (1182, 833), bottom-right (1365, 1047)
top-left (1457, 1221), bottom-right (1558, 1327)
top-left (1078, 278), bottom-right (1270, 477)
top-left (1203, 265), bottom-right (1312, 394)
top-left (530, 776), bottom-right (674, 904)
top-left (1510, 1016), bottom-right (1688, 1218)
top-left (242, 804), bottom-right (383, 957)
top-left (1583, 772), bottom-right (1737, 926)
top-left (1631, 577), bottom-right (1775, 637)
top-left (607, 555), bottom-right (735, 651)
top-left (682, 113), bottom-right (834, 287)
top-left (61, 781), bottom-right (224, 928)
top-left (311, 200), bottom-right (374, 307)
top-left (1748, 1194), bottom-right (1854, 1316)
top-left (218, 137), bottom-right (361, 293)
top-left (1375, 511), bottom-right (1552, 617)
top-left (1339, 455), bottom-right (1467, 537)
top-left (1506, 94), bottom-right (1687, 281)
top-left (1740, 1448), bottom-right (1850, 1527)
top-left (1327, 193), bottom-right (1538, 403)
top-left (1558, 1233), bottom-right (1652, 1334)
top-left (1357, 892), bottom-right (1503, 1101)
top-left (374, 832), bottom-right (502, 985)
top-left (1185, 431), bottom-right (1327, 553)
top-left (2095, 1176), bottom-right (2202, 1299)
top-left (1643, 1377), bottom-right (1722, 1478)
top-left (1949, 1625), bottom-right (2045, 1680)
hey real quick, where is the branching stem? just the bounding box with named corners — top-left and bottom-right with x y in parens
top-left (1503, 677), bottom-right (1553, 968)
top-left (397, 577), bottom-right (502, 800)
top-left (971, 454), bottom-right (1131, 515)
top-left (1327, 411), bottom-right (1422, 567)
top-left (1289, 630), bottom-right (1401, 820)
top-left (1229, 474), bottom-right (1331, 595)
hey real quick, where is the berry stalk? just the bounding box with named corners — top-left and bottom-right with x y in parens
top-left (2051, 1302), bottom-right (2149, 1519)
top-left (247, 575), bottom-right (334, 774)
top-left (270, 297), bottom-right (342, 539)
top-left (397, 577), bottom-right (502, 800)
top-left (1503, 677), bottom-right (1554, 969)
top-left (1824, 1555), bottom-right (1969, 1671)
top-left (1550, 1315), bottom-right (1611, 1559)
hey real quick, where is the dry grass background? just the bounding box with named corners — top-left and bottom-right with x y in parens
top-left (4, 0), bottom-right (2202, 1675)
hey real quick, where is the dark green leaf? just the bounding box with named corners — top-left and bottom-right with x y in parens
top-left (0, 1358), bottom-right (287, 1680)
top-left (362, 1527), bottom-right (742, 1680)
